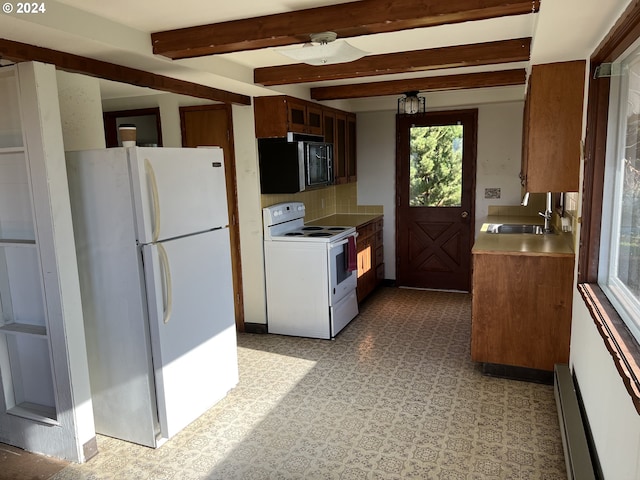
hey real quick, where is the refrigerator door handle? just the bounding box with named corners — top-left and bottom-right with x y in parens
top-left (157, 243), bottom-right (173, 324)
top-left (145, 158), bottom-right (162, 242)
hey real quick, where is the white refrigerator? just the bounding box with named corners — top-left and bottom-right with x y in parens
top-left (66, 147), bottom-right (238, 447)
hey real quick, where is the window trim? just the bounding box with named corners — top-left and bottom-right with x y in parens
top-left (578, 285), bottom-right (640, 415)
top-left (598, 44), bottom-right (640, 343)
top-left (580, 0), bottom-right (640, 413)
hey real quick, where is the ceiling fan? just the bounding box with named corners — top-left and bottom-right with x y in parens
top-left (277, 32), bottom-right (368, 66)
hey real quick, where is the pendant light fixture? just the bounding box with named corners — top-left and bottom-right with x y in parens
top-left (397, 91), bottom-right (426, 115)
top-left (277, 32), bottom-right (368, 66)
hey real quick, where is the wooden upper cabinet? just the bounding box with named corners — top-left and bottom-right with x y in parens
top-left (254, 95), bottom-right (323, 137)
top-left (323, 110), bottom-right (336, 144)
top-left (334, 113), bottom-right (357, 184)
top-left (254, 96), bottom-right (289, 137)
top-left (286, 98), bottom-right (307, 133)
top-left (254, 95), bottom-right (357, 184)
top-left (306, 104), bottom-right (323, 136)
top-left (334, 113), bottom-right (348, 183)
top-left (347, 114), bottom-right (357, 183)
top-left (521, 60), bottom-right (586, 193)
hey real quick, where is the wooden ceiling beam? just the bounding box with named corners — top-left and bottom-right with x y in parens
top-left (151, 0), bottom-right (540, 59)
top-left (310, 69), bottom-right (527, 100)
top-left (0, 38), bottom-right (251, 105)
top-left (255, 38), bottom-right (531, 86)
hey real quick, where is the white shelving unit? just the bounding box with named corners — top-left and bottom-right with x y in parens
top-left (0, 67), bottom-right (57, 426)
top-left (0, 62), bottom-right (95, 462)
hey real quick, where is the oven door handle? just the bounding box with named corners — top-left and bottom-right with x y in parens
top-left (332, 232), bottom-right (358, 247)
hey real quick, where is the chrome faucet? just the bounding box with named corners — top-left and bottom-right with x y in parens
top-left (539, 192), bottom-right (553, 233)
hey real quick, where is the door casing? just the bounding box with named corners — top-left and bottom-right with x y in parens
top-left (395, 109), bottom-right (477, 291)
top-left (179, 104), bottom-right (245, 331)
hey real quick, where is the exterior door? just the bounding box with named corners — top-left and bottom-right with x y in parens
top-left (396, 109), bottom-right (477, 291)
top-left (179, 105), bottom-right (245, 332)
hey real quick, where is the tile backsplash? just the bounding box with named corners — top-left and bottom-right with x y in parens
top-left (261, 183), bottom-right (383, 222)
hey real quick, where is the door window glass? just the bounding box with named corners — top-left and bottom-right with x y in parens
top-left (409, 125), bottom-right (463, 207)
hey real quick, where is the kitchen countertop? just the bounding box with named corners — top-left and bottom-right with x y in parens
top-left (307, 213), bottom-right (382, 228)
top-left (473, 215), bottom-right (574, 256)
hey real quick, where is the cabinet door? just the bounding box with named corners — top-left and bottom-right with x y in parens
top-left (356, 221), bottom-right (383, 303)
top-left (523, 61), bottom-right (585, 192)
top-left (307, 105), bottom-right (323, 136)
top-left (323, 111), bottom-right (335, 144)
top-left (254, 96), bottom-right (288, 137)
top-left (334, 113), bottom-right (348, 183)
top-left (520, 85), bottom-right (531, 188)
top-left (471, 253), bottom-right (574, 371)
top-left (287, 99), bottom-right (308, 134)
top-left (347, 114), bottom-right (357, 182)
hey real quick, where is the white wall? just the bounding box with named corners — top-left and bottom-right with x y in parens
top-left (56, 71), bottom-right (105, 151)
top-left (566, 3), bottom-right (640, 477)
top-left (570, 291), bottom-right (640, 478)
top-left (476, 103), bottom-right (524, 228)
top-left (356, 102), bottom-right (524, 280)
top-left (101, 93), bottom-right (212, 148)
top-left (232, 104), bottom-right (266, 325)
top-left (356, 110), bottom-right (397, 278)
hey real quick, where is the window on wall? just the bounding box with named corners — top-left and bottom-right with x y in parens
top-left (580, 1), bottom-right (640, 411)
top-left (600, 40), bottom-right (640, 343)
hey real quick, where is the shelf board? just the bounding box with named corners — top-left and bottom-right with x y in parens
top-left (0, 146), bottom-right (24, 155)
top-left (0, 323), bottom-right (46, 337)
top-left (0, 239), bottom-right (36, 247)
top-left (7, 402), bottom-right (58, 426)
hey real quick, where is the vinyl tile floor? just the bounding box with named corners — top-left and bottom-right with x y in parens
top-left (7, 287), bottom-right (567, 479)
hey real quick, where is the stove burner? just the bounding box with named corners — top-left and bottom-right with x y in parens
top-left (302, 226), bottom-right (323, 231)
top-left (308, 232), bottom-right (332, 237)
top-left (285, 232), bottom-right (304, 236)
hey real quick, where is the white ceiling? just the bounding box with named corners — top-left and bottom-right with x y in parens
top-left (0, 0), bottom-right (632, 110)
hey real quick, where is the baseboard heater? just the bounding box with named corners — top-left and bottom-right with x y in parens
top-left (554, 364), bottom-right (597, 480)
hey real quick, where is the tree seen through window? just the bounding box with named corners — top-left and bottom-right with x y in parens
top-left (409, 125), bottom-right (463, 207)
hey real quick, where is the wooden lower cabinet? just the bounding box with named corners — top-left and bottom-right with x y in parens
top-left (356, 217), bottom-right (384, 302)
top-left (471, 252), bottom-right (574, 372)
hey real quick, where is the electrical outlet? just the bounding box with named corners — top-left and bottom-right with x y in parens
top-left (484, 188), bottom-right (501, 199)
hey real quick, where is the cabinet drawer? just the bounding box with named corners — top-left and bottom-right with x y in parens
top-left (357, 222), bottom-right (375, 238)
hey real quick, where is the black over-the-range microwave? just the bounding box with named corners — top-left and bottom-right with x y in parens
top-left (258, 134), bottom-right (333, 194)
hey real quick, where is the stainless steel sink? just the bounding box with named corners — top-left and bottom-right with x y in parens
top-left (485, 223), bottom-right (548, 235)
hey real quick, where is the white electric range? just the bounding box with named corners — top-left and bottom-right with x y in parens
top-left (263, 202), bottom-right (359, 339)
